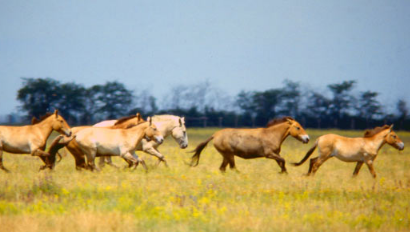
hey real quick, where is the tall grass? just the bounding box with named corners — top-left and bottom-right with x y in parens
top-left (0, 129), bottom-right (409, 231)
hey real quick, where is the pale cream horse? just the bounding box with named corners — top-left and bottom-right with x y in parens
top-left (46, 113), bottom-right (146, 170)
top-left (292, 125), bottom-right (404, 178)
top-left (75, 118), bottom-right (164, 171)
top-left (98, 115), bottom-right (188, 168)
top-left (0, 110), bottom-right (72, 172)
top-left (190, 117), bottom-right (310, 173)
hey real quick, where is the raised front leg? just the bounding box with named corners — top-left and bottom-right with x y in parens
top-left (31, 148), bottom-right (50, 157)
top-left (352, 162), bottom-right (364, 177)
top-left (266, 152), bottom-right (287, 174)
top-left (143, 147), bottom-right (168, 167)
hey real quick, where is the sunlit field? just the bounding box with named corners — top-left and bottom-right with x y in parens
top-left (0, 128), bottom-right (409, 232)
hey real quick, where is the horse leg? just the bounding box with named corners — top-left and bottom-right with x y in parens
top-left (309, 156), bottom-right (330, 176)
top-left (0, 147), bottom-right (10, 173)
top-left (219, 157), bottom-right (229, 172)
top-left (32, 148), bottom-right (50, 157)
top-left (307, 157), bottom-right (318, 176)
top-left (84, 148), bottom-right (98, 172)
top-left (266, 153), bottom-right (287, 174)
top-left (352, 162), bottom-right (364, 177)
top-left (365, 160), bottom-right (377, 178)
top-left (98, 157), bottom-right (105, 168)
top-left (227, 155), bottom-right (238, 172)
top-left (144, 147), bottom-right (168, 167)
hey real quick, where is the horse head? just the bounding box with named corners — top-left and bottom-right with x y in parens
top-left (385, 125), bottom-right (404, 151)
top-left (287, 118), bottom-right (310, 144)
top-left (51, 110), bottom-right (72, 137)
top-left (144, 117), bottom-right (164, 144)
top-left (171, 117), bottom-right (188, 149)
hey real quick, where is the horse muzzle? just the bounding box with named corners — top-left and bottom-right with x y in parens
top-left (300, 135), bottom-right (310, 144)
top-left (180, 143), bottom-right (188, 149)
top-left (64, 130), bottom-right (72, 137)
top-left (155, 136), bottom-right (164, 144)
top-left (397, 142), bottom-right (404, 151)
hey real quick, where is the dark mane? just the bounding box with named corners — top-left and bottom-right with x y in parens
top-left (114, 115), bottom-right (138, 125)
top-left (266, 116), bottom-right (294, 127)
top-left (31, 113), bottom-right (53, 125)
top-left (363, 125), bottom-right (390, 137)
top-left (125, 121), bottom-right (147, 129)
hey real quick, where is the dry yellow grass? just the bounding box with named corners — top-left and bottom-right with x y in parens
top-left (0, 128), bottom-right (409, 232)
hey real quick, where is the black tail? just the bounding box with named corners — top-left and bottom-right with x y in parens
top-left (189, 136), bottom-right (214, 167)
top-left (292, 141), bottom-right (318, 166)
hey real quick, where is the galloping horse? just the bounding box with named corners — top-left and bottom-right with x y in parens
top-left (190, 117), bottom-right (310, 173)
top-left (0, 110), bottom-right (71, 172)
top-left (75, 117), bottom-right (164, 171)
top-left (99, 115), bottom-right (188, 168)
top-left (292, 125), bottom-right (404, 178)
top-left (46, 113), bottom-right (146, 170)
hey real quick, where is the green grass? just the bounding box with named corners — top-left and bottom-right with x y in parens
top-left (0, 129), bottom-right (409, 232)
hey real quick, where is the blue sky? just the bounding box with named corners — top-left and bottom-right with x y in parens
top-left (1, 0), bottom-right (409, 115)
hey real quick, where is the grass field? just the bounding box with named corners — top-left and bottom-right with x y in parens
top-left (0, 128), bottom-right (409, 232)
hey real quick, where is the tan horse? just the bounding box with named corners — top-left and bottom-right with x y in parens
top-left (292, 125), bottom-right (404, 178)
top-left (46, 113), bottom-right (146, 170)
top-left (75, 117), bottom-right (164, 171)
top-left (190, 117), bottom-right (310, 173)
top-left (0, 110), bottom-right (71, 172)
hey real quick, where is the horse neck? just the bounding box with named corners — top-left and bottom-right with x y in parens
top-left (32, 117), bottom-right (55, 141)
top-left (126, 123), bottom-right (149, 145)
top-left (153, 118), bottom-right (176, 138)
top-left (265, 123), bottom-right (291, 146)
top-left (365, 131), bottom-right (388, 154)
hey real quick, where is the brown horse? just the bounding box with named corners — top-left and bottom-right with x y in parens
top-left (75, 117), bottom-right (164, 171)
top-left (190, 117), bottom-right (310, 173)
top-left (0, 110), bottom-right (71, 172)
top-left (292, 125), bottom-right (404, 178)
top-left (46, 113), bottom-right (146, 170)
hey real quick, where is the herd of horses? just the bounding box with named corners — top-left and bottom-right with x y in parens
top-left (0, 110), bottom-right (405, 178)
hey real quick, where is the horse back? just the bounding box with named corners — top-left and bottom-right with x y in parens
top-left (213, 128), bottom-right (265, 155)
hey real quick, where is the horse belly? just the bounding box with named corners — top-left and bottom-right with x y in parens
top-left (2, 141), bottom-right (31, 154)
top-left (96, 143), bottom-right (122, 156)
top-left (333, 151), bottom-right (363, 162)
top-left (227, 136), bottom-right (264, 159)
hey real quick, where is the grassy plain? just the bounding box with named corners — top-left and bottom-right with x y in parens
top-left (0, 128), bottom-right (409, 232)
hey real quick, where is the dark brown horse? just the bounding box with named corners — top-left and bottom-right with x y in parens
top-left (190, 117), bottom-right (309, 173)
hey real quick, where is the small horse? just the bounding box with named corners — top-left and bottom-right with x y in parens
top-left (99, 115), bottom-right (188, 168)
top-left (190, 117), bottom-right (309, 173)
top-left (46, 113), bottom-right (146, 170)
top-left (292, 125), bottom-right (404, 178)
top-left (75, 117), bottom-right (164, 171)
top-left (0, 110), bottom-right (71, 172)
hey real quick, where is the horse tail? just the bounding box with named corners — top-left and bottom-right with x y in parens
top-left (189, 136), bottom-right (214, 167)
top-left (292, 140), bottom-right (318, 166)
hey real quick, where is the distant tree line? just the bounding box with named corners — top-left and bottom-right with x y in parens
top-left (15, 77), bottom-right (410, 130)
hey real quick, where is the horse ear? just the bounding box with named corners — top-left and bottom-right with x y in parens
top-left (147, 117), bottom-right (152, 125)
top-left (286, 118), bottom-right (293, 124)
top-left (389, 124), bottom-right (394, 132)
top-left (54, 109), bottom-right (59, 118)
top-left (179, 117), bottom-right (183, 126)
top-left (136, 113), bottom-right (141, 120)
